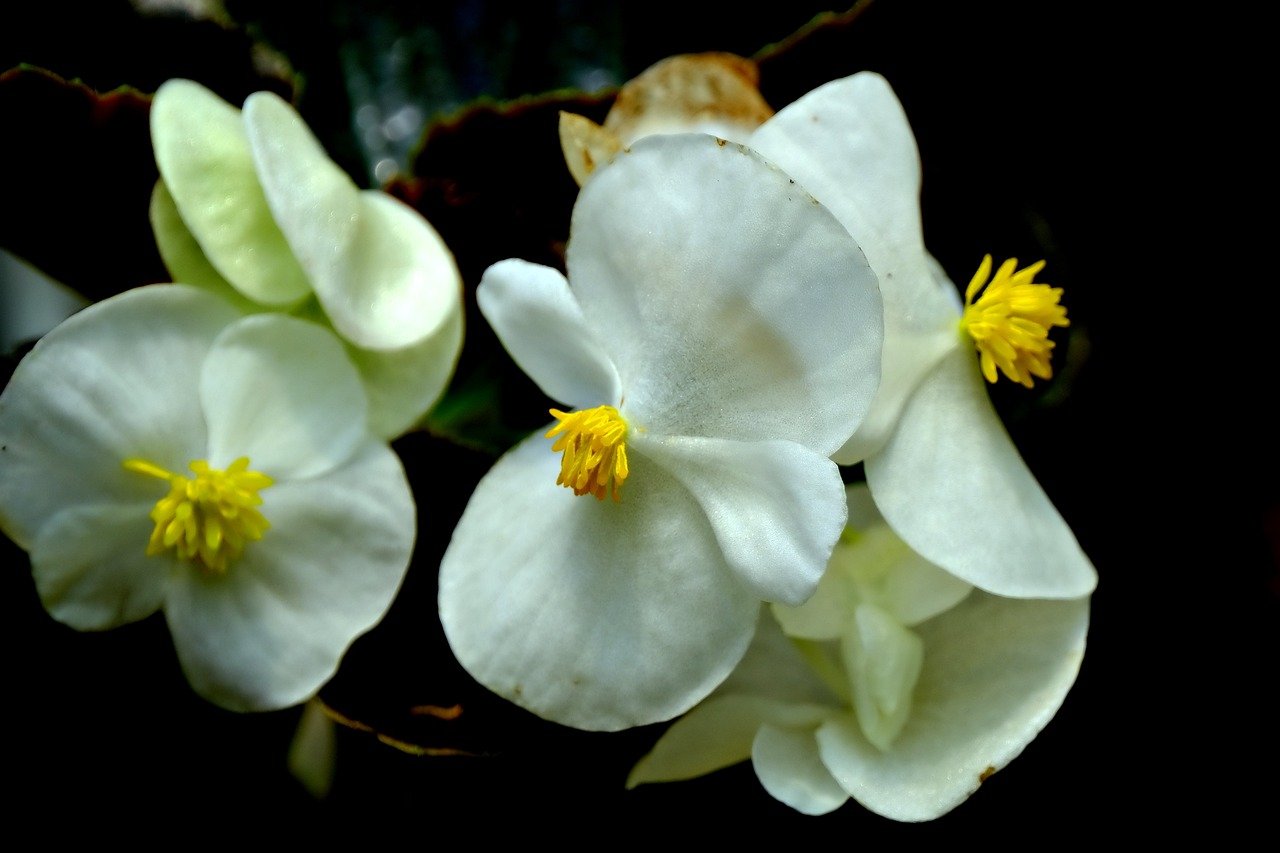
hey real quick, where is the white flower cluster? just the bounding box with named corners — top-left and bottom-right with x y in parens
top-left (0, 60), bottom-right (1094, 820)
top-left (0, 81), bottom-right (463, 711)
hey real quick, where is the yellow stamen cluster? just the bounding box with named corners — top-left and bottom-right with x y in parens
top-left (959, 255), bottom-right (1069, 388)
top-left (545, 405), bottom-right (630, 502)
top-left (123, 456), bottom-right (273, 575)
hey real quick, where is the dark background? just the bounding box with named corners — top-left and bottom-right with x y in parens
top-left (0, 0), bottom-right (1270, 836)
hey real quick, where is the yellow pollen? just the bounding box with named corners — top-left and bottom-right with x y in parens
top-left (545, 405), bottom-right (630, 502)
top-left (123, 456), bottom-right (273, 575)
top-left (959, 255), bottom-right (1069, 388)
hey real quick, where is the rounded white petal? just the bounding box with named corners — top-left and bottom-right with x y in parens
top-left (439, 430), bottom-right (759, 731)
top-left (0, 285), bottom-right (238, 547)
top-left (164, 441), bottom-right (415, 711)
top-left (150, 79), bottom-right (310, 305)
top-left (751, 74), bottom-right (962, 465)
top-left (632, 433), bottom-right (846, 605)
top-left (815, 592), bottom-right (1089, 822)
top-left (347, 303), bottom-right (464, 439)
top-left (245, 91), bottom-right (461, 350)
top-left (866, 346), bottom-right (1097, 598)
top-left (628, 695), bottom-right (831, 787)
top-left (477, 259), bottom-right (621, 409)
top-left (31, 502), bottom-right (170, 630)
top-left (200, 314), bottom-right (367, 480)
top-left (748, 72), bottom-right (955, 332)
top-left (567, 134), bottom-right (881, 456)
top-left (753, 724), bottom-right (849, 815)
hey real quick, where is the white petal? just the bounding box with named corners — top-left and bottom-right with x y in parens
top-left (751, 74), bottom-right (962, 464)
top-left (164, 441), bottom-right (414, 711)
top-left (772, 483), bottom-right (971, 638)
top-left (717, 609), bottom-right (842, 705)
top-left (832, 320), bottom-right (958, 465)
top-left (438, 430), bottom-right (759, 731)
top-left (149, 181), bottom-right (258, 311)
top-left (331, 191), bottom-right (462, 351)
top-left (753, 724), bottom-right (849, 815)
top-left (866, 346), bottom-right (1097, 598)
top-left (748, 72), bottom-right (955, 331)
top-left (632, 433), bottom-right (846, 605)
top-left (150, 79), bottom-right (310, 305)
top-left (200, 314), bottom-right (367, 480)
top-left (837, 483), bottom-right (972, 627)
top-left (0, 285), bottom-right (238, 547)
top-left (841, 603), bottom-right (923, 751)
top-left (771, 563), bottom-right (856, 642)
top-left (30, 502), bottom-right (170, 630)
top-left (628, 695), bottom-right (830, 787)
top-left (815, 592), bottom-right (1089, 822)
top-left (346, 303), bottom-right (464, 439)
top-left (245, 92), bottom-right (461, 350)
top-left (477, 259), bottom-right (621, 409)
top-left (567, 134), bottom-right (881, 456)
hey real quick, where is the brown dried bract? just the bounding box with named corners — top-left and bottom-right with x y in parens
top-left (603, 52), bottom-right (774, 146)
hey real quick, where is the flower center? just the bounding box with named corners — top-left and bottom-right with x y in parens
top-left (545, 405), bottom-right (630, 502)
top-left (123, 456), bottom-right (273, 575)
top-left (959, 255), bottom-right (1069, 388)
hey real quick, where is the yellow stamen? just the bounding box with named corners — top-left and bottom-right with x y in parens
top-left (545, 405), bottom-right (630, 502)
top-left (959, 255), bottom-right (1069, 388)
top-left (123, 456), bottom-right (273, 575)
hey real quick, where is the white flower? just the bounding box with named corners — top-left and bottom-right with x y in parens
top-left (148, 79), bottom-right (463, 438)
top-left (438, 133), bottom-right (884, 731)
top-left (747, 72), bottom-right (1097, 599)
top-left (564, 66), bottom-right (1097, 600)
top-left (0, 285), bottom-right (416, 711)
top-left (628, 484), bottom-right (1090, 821)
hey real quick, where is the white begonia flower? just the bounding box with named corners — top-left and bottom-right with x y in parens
top-left (438, 133), bottom-right (884, 731)
top-left (629, 484), bottom-right (1090, 821)
top-left (564, 65), bottom-right (1097, 601)
top-left (746, 72), bottom-right (1096, 600)
top-left (0, 285), bottom-right (416, 712)
top-left (148, 79), bottom-right (464, 438)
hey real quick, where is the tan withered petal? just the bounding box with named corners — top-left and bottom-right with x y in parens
top-left (603, 52), bottom-right (774, 146)
top-left (558, 111), bottom-right (624, 187)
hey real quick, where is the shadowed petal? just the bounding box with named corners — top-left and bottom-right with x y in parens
top-left (0, 285), bottom-right (236, 547)
top-left (201, 314), bottom-right (367, 481)
top-left (866, 346), bottom-right (1097, 598)
top-left (815, 592), bottom-right (1089, 821)
top-left (165, 442), bottom-right (414, 711)
top-left (31, 502), bottom-right (171, 630)
top-left (753, 724), bottom-right (849, 815)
